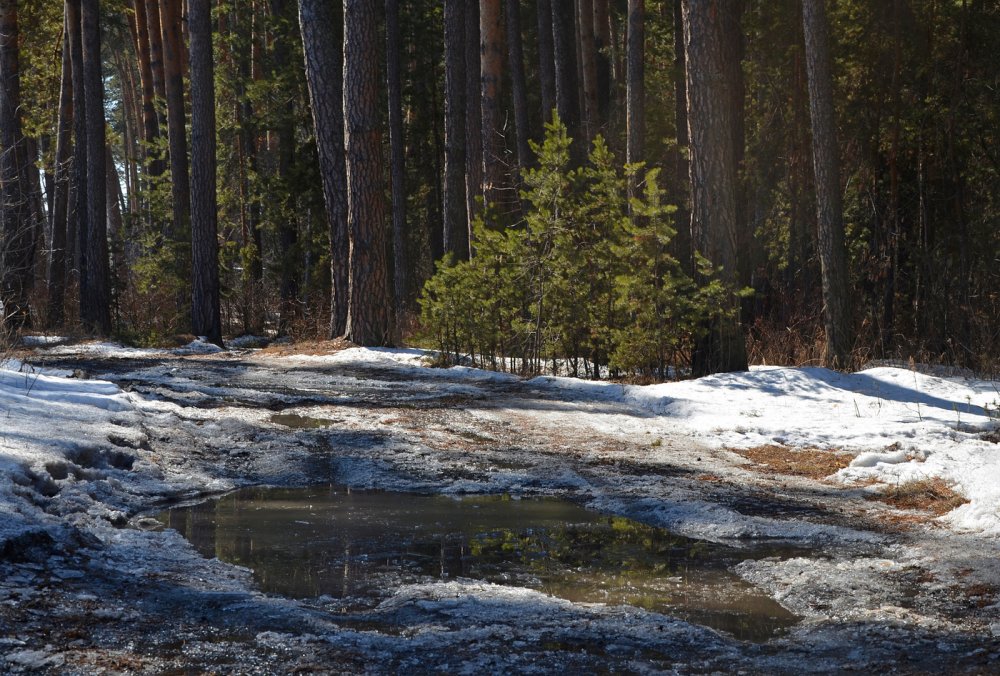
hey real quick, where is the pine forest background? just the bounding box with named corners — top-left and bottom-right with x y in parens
top-left (0, 0), bottom-right (997, 378)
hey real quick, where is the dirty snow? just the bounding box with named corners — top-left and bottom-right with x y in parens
top-left (527, 364), bottom-right (1000, 536)
top-left (1, 341), bottom-right (999, 673)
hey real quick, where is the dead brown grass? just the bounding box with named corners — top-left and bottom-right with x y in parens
top-left (871, 478), bottom-right (969, 516)
top-left (735, 444), bottom-right (853, 479)
top-left (257, 338), bottom-right (356, 357)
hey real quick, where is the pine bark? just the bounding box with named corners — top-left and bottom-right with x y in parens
top-left (480, 0), bottom-right (505, 209)
top-left (592, 0), bottom-right (611, 121)
top-left (0, 0), bottom-right (34, 328)
top-left (683, 0), bottom-right (747, 374)
top-left (68, 0), bottom-right (86, 296)
top-left (626, 0), bottom-right (644, 169)
top-left (159, 0), bottom-right (190, 244)
top-left (270, 0), bottom-right (299, 334)
top-left (801, 0), bottom-right (851, 367)
top-left (442, 0), bottom-right (468, 259)
top-left (577, 0), bottom-right (600, 140)
top-left (464, 1), bottom-right (483, 238)
top-left (552, 0), bottom-right (581, 156)
top-left (672, 0), bottom-right (691, 271)
top-left (144, 0), bottom-right (167, 109)
top-left (535, 0), bottom-right (556, 121)
top-left (343, 0), bottom-right (394, 346)
top-left (189, 0), bottom-right (223, 345)
top-left (131, 0), bottom-right (161, 175)
top-left (47, 18), bottom-right (73, 327)
top-left (298, 0), bottom-right (349, 336)
top-left (386, 0), bottom-right (406, 316)
top-left (505, 0), bottom-right (531, 173)
top-left (81, 0), bottom-right (111, 334)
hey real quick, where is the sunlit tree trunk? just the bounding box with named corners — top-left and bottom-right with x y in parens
top-left (131, 0), bottom-right (161, 176)
top-left (343, 0), bottom-right (394, 346)
top-left (81, 0), bottom-right (111, 334)
top-left (144, 0), bottom-right (166, 117)
top-left (683, 0), bottom-right (747, 374)
top-left (298, 0), bottom-right (348, 337)
top-left (189, 0), bottom-right (223, 345)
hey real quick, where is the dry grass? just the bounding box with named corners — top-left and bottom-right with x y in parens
top-left (735, 444), bottom-right (853, 479)
top-left (257, 338), bottom-right (356, 357)
top-left (871, 478), bottom-right (969, 515)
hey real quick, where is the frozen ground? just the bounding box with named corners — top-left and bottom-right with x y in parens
top-left (1, 338), bottom-right (999, 673)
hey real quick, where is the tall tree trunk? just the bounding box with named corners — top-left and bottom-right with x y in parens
top-left (159, 0), bottom-right (190, 246)
top-left (577, 0), bottom-right (600, 140)
top-left (672, 0), bottom-right (691, 271)
top-left (48, 17), bottom-right (74, 327)
top-left (801, 0), bottom-right (851, 367)
top-left (592, 0), bottom-right (611, 122)
top-left (25, 136), bottom-right (46, 290)
top-left (189, 0), bottom-right (223, 345)
top-left (552, 0), bottom-right (581, 157)
top-left (106, 143), bottom-right (126, 300)
top-left (298, 0), bottom-right (349, 337)
top-left (464, 0), bottom-right (483, 240)
top-left (131, 0), bottom-right (161, 176)
top-left (480, 0), bottom-right (504, 209)
top-left (144, 0), bottom-right (167, 114)
top-left (535, 0), bottom-right (556, 121)
top-left (442, 0), bottom-right (467, 260)
top-left (386, 0), bottom-right (406, 316)
top-left (505, 0), bottom-right (531, 174)
top-left (68, 0), bottom-right (86, 300)
top-left (683, 0), bottom-right (747, 374)
top-left (270, 0), bottom-right (298, 334)
top-left (343, 0), bottom-right (394, 346)
top-left (626, 0), bottom-right (644, 173)
top-left (81, 0), bottom-right (111, 334)
top-left (0, 0), bottom-right (34, 329)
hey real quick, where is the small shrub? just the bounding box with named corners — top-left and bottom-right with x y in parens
top-left (419, 115), bottom-right (743, 380)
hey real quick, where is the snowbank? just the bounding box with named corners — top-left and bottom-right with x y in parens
top-left (535, 364), bottom-right (1000, 536)
top-left (0, 359), bottom-right (138, 548)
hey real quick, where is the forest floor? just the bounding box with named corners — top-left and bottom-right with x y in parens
top-left (1, 338), bottom-right (999, 673)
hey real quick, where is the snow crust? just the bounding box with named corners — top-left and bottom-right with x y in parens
top-left (529, 364), bottom-right (1000, 536)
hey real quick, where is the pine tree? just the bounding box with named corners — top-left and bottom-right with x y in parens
top-left (189, 0), bottom-right (223, 345)
top-left (343, 0), bottom-right (394, 346)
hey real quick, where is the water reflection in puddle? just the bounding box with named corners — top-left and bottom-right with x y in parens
top-left (158, 486), bottom-right (799, 642)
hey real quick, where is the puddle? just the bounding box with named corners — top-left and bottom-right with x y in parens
top-left (270, 413), bottom-right (337, 429)
top-left (158, 486), bottom-right (800, 642)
